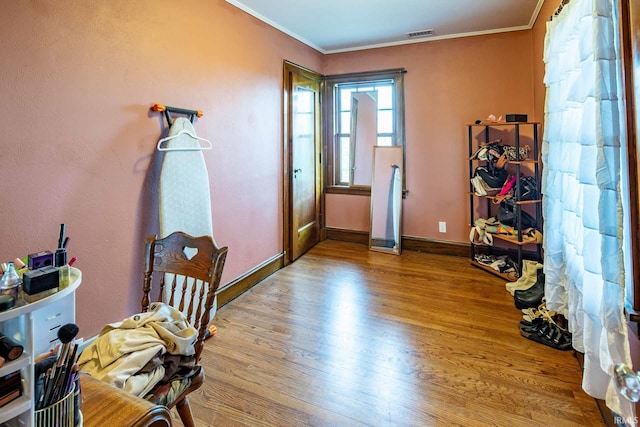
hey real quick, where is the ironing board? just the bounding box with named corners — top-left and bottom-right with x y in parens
top-left (158, 117), bottom-right (217, 319)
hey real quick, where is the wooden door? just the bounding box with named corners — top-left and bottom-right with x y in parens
top-left (284, 62), bottom-right (322, 263)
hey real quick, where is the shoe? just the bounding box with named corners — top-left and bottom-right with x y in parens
top-left (514, 269), bottom-right (545, 309)
top-left (521, 299), bottom-right (556, 323)
top-left (486, 255), bottom-right (519, 280)
top-left (505, 260), bottom-right (541, 295)
top-left (474, 254), bottom-right (496, 266)
top-left (519, 318), bottom-right (572, 351)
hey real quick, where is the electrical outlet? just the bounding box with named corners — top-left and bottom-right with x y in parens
top-left (438, 221), bottom-right (447, 233)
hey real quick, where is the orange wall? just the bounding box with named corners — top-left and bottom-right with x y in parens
top-left (0, 0), bottom-right (322, 338)
top-left (324, 32), bottom-right (535, 241)
top-left (0, 1), bottom-right (550, 340)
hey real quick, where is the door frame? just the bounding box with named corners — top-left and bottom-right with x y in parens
top-left (283, 61), bottom-right (324, 265)
top-left (620, 0), bottom-right (640, 313)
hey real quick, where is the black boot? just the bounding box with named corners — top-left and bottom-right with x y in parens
top-left (514, 269), bottom-right (544, 309)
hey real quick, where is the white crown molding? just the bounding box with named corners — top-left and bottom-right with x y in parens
top-left (529, 0), bottom-right (545, 28)
top-left (325, 25), bottom-right (532, 54)
top-left (226, 0), bottom-right (544, 55)
top-left (225, 0), bottom-right (327, 54)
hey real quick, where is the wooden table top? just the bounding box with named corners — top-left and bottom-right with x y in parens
top-left (80, 374), bottom-right (172, 427)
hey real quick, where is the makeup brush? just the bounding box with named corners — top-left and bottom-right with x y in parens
top-left (34, 356), bottom-right (57, 410)
top-left (43, 323), bottom-right (78, 407)
top-left (46, 324), bottom-right (78, 405)
top-left (56, 323), bottom-right (79, 367)
top-left (57, 224), bottom-right (66, 250)
top-left (58, 343), bottom-right (78, 402)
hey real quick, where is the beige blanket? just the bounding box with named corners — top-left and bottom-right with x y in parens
top-left (78, 302), bottom-right (197, 397)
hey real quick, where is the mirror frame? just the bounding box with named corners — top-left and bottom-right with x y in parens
top-left (369, 145), bottom-right (403, 255)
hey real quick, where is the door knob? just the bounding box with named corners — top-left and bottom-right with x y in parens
top-left (614, 363), bottom-right (640, 402)
top-left (293, 168), bottom-right (302, 174)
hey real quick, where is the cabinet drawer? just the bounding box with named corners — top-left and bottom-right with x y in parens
top-left (31, 293), bottom-right (75, 356)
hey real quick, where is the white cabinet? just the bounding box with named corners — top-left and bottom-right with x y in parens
top-left (31, 294), bottom-right (76, 357)
top-left (0, 268), bottom-right (81, 427)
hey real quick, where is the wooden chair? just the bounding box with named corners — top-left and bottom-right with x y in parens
top-left (141, 231), bottom-right (228, 427)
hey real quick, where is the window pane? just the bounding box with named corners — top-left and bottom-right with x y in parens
top-left (340, 88), bottom-right (354, 111)
top-left (294, 90), bottom-right (313, 113)
top-left (378, 136), bottom-right (393, 146)
top-left (340, 136), bottom-right (351, 183)
top-left (377, 86), bottom-right (393, 110)
top-left (340, 112), bottom-right (351, 134)
top-left (378, 110), bottom-right (393, 134)
top-left (294, 112), bottom-right (313, 136)
top-left (326, 70), bottom-right (405, 190)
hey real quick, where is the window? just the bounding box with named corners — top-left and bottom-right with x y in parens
top-left (323, 69), bottom-right (406, 193)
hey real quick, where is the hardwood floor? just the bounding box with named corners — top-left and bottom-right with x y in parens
top-left (175, 240), bottom-right (603, 426)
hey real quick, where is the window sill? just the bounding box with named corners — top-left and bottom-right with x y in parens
top-left (325, 186), bottom-right (371, 196)
top-left (325, 186), bottom-right (408, 198)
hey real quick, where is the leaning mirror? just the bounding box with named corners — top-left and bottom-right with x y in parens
top-left (370, 145), bottom-right (403, 254)
top-left (349, 91), bottom-right (378, 187)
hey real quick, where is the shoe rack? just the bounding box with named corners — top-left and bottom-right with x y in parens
top-left (467, 121), bottom-right (543, 280)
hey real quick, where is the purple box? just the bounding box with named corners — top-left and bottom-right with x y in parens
top-left (27, 251), bottom-right (54, 269)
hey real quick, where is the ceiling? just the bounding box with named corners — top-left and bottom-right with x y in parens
top-left (225, 0), bottom-right (545, 54)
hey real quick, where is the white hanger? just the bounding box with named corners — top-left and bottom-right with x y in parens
top-left (156, 128), bottom-right (213, 151)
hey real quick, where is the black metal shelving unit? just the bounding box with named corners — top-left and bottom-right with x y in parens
top-left (467, 121), bottom-right (542, 280)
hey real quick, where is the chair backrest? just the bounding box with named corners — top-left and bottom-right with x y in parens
top-left (141, 231), bottom-right (228, 360)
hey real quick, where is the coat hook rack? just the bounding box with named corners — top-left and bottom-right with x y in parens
top-left (151, 103), bottom-right (204, 127)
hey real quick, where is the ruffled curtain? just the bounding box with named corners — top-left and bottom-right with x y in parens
top-left (542, 0), bottom-right (634, 421)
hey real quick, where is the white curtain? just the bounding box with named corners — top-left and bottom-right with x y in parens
top-left (542, 0), bottom-right (635, 421)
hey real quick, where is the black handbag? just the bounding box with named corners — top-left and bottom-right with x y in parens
top-left (517, 176), bottom-right (538, 201)
top-left (497, 202), bottom-right (537, 229)
top-left (474, 166), bottom-right (508, 189)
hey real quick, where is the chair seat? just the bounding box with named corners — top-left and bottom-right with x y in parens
top-left (144, 365), bottom-right (203, 407)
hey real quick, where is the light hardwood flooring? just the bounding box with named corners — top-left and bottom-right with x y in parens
top-left (174, 240), bottom-right (603, 426)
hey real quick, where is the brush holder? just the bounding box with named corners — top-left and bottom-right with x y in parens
top-left (34, 382), bottom-right (81, 427)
